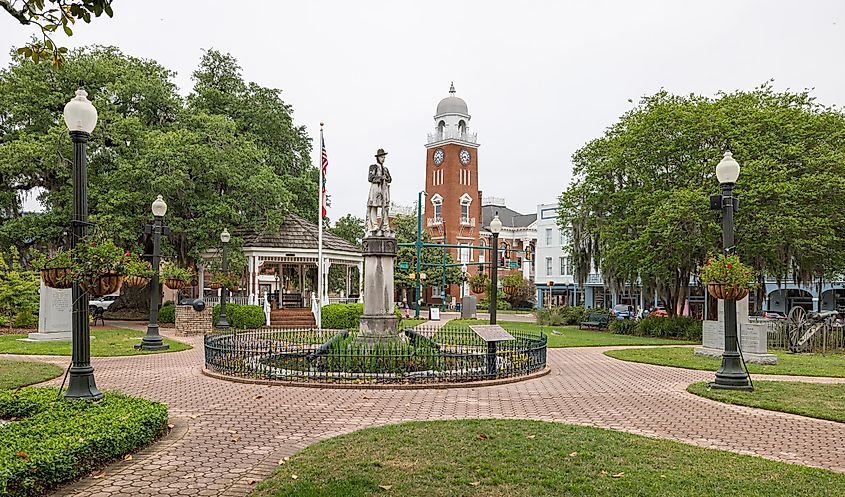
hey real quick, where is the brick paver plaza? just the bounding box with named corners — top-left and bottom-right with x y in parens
top-left (6, 325), bottom-right (844, 496)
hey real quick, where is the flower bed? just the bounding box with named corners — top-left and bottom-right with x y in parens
top-left (0, 388), bottom-right (168, 497)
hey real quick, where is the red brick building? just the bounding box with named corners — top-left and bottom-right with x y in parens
top-left (423, 84), bottom-right (483, 304)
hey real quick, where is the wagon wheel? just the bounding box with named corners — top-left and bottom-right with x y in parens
top-left (787, 306), bottom-right (806, 352)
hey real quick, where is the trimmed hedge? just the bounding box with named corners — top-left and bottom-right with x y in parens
top-left (212, 304), bottom-right (266, 329)
top-left (610, 316), bottom-right (702, 341)
top-left (320, 303), bottom-right (403, 330)
top-left (0, 387), bottom-right (168, 497)
top-left (157, 301), bottom-right (176, 324)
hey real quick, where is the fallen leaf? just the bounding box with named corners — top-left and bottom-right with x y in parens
top-left (189, 414), bottom-right (199, 419)
top-left (228, 429), bottom-right (238, 434)
top-left (379, 484), bottom-right (393, 490)
top-left (568, 452), bottom-right (578, 457)
top-left (92, 471), bottom-right (105, 479)
top-left (612, 472), bottom-right (625, 478)
top-left (291, 474), bottom-right (298, 480)
top-left (526, 435), bottom-right (536, 439)
top-left (600, 470), bottom-right (608, 476)
top-left (14, 451), bottom-right (28, 459)
top-left (660, 475), bottom-right (666, 478)
top-left (123, 454), bottom-right (133, 461)
top-left (477, 433), bottom-right (488, 440)
top-left (167, 424), bottom-right (175, 429)
top-left (469, 481), bottom-right (481, 486)
top-left (284, 456), bottom-right (290, 461)
top-left (254, 395), bottom-right (263, 400)
top-left (231, 436), bottom-right (241, 442)
top-left (247, 479), bottom-right (256, 485)
top-left (404, 403), bottom-right (410, 407)
top-left (278, 459), bottom-right (286, 465)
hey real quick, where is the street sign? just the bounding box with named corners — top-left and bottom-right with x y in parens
top-left (399, 262), bottom-right (409, 269)
top-left (508, 261), bottom-right (519, 268)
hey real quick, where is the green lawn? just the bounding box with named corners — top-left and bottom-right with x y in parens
top-left (688, 381), bottom-right (845, 424)
top-left (605, 347), bottom-right (845, 378)
top-left (401, 319), bottom-right (427, 329)
top-left (252, 419), bottom-right (845, 497)
top-left (0, 360), bottom-right (63, 389)
top-left (450, 320), bottom-right (697, 348)
top-left (0, 328), bottom-right (191, 356)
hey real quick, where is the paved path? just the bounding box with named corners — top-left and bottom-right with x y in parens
top-left (4, 331), bottom-right (843, 496)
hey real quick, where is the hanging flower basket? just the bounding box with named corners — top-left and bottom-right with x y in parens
top-left (227, 285), bottom-right (240, 293)
top-left (707, 283), bottom-right (749, 301)
top-left (164, 278), bottom-right (189, 290)
top-left (41, 267), bottom-right (73, 289)
top-left (470, 284), bottom-right (485, 294)
top-left (124, 275), bottom-right (150, 288)
top-left (81, 274), bottom-right (123, 297)
top-left (503, 285), bottom-right (518, 296)
top-left (208, 281), bottom-right (222, 290)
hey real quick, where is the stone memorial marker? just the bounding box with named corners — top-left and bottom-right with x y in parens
top-left (23, 280), bottom-right (72, 341)
top-left (696, 295), bottom-right (777, 364)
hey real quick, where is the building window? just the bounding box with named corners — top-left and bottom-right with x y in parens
top-left (560, 257), bottom-right (565, 275)
top-left (560, 256), bottom-right (572, 276)
top-left (460, 194), bottom-right (472, 224)
top-left (478, 239), bottom-right (486, 264)
top-left (560, 228), bottom-right (571, 246)
top-left (545, 228), bottom-right (553, 245)
top-left (458, 120), bottom-right (466, 134)
top-left (566, 257), bottom-right (573, 276)
top-left (431, 286), bottom-right (442, 299)
top-left (460, 243), bottom-right (470, 263)
top-left (431, 194), bottom-right (442, 222)
top-left (546, 257), bottom-right (552, 276)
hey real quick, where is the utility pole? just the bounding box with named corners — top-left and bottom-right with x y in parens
top-left (415, 190), bottom-right (424, 318)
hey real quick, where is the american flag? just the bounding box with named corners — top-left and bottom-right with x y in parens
top-left (321, 133), bottom-right (328, 219)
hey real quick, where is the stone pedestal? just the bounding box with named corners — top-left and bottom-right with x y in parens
top-left (358, 236), bottom-right (399, 342)
top-left (24, 280), bottom-right (72, 341)
top-left (175, 305), bottom-right (212, 336)
top-left (696, 296), bottom-right (777, 364)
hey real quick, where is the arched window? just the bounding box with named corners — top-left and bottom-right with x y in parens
top-left (438, 121), bottom-right (445, 135)
top-left (431, 194), bottom-right (443, 223)
top-left (459, 193), bottom-right (472, 225)
top-left (458, 120), bottom-right (466, 134)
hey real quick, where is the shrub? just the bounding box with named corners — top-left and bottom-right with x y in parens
top-left (158, 301), bottom-right (176, 324)
top-left (609, 319), bottom-right (638, 335)
top-left (478, 297), bottom-right (511, 311)
top-left (321, 303), bottom-right (364, 329)
top-left (536, 305), bottom-right (588, 326)
top-left (637, 316), bottom-right (702, 341)
top-left (211, 303), bottom-right (266, 329)
top-left (0, 387), bottom-right (168, 497)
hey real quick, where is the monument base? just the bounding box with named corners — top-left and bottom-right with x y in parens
top-left (357, 315), bottom-right (402, 344)
top-left (695, 346), bottom-right (777, 365)
top-left (20, 331), bottom-right (73, 342)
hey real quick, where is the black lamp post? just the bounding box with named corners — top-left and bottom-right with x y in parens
top-left (710, 151), bottom-right (752, 391)
top-left (216, 228), bottom-right (231, 329)
top-left (63, 84), bottom-right (102, 400)
top-left (137, 195), bottom-right (170, 351)
top-left (460, 263), bottom-right (468, 300)
top-left (489, 214), bottom-right (502, 324)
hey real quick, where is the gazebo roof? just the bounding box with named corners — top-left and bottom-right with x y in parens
top-left (239, 214), bottom-right (360, 253)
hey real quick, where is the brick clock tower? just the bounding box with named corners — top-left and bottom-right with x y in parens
top-left (423, 83), bottom-right (483, 304)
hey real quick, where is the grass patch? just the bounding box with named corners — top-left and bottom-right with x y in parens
top-left (0, 360), bottom-right (63, 389)
top-left (688, 381), bottom-right (845, 423)
top-left (0, 387), bottom-right (168, 497)
top-left (252, 419), bottom-right (845, 497)
top-left (605, 347), bottom-right (845, 378)
top-left (450, 320), bottom-right (697, 348)
top-left (400, 319), bottom-right (427, 328)
top-left (0, 328), bottom-right (191, 357)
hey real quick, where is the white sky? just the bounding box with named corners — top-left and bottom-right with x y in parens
top-left (3, 1), bottom-right (844, 219)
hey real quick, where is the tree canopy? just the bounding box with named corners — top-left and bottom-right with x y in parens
top-left (0, 46), bottom-right (318, 309)
top-left (560, 84), bottom-right (845, 315)
top-left (392, 214), bottom-right (461, 291)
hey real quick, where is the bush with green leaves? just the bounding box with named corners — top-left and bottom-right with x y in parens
top-left (478, 297), bottom-right (512, 311)
top-left (536, 305), bottom-right (588, 326)
top-left (321, 303), bottom-right (364, 329)
top-left (609, 319), bottom-right (639, 335)
top-left (124, 253), bottom-right (154, 278)
top-left (211, 303), bottom-right (266, 329)
top-left (158, 301), bottom-right (176, 324)
top-left (0, 387), bottom-right (168, 497)
top-left (160, 264), bottom-right (194, 283)
top-left (0, 248), bottom-right (40, 329)
top-left (636, 316), bottom-right (702, 341)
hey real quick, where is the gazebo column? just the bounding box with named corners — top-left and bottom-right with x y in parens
top-left (357, 262), bottom-right (364, 303)
top-left (323, 261), bottom-right (332, 305)
top-left (345, 265), bottom-right (351, 298)
top-left (197, 264), bottom-right (205, 298)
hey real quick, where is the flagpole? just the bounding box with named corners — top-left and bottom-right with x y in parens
top-left (317, 123), bottom-right (325, 331)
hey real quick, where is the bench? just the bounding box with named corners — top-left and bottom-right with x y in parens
top-left (579, 313), bottom-right (609, 330)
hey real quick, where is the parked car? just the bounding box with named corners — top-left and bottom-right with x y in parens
top-left (88, 294), bottom-right (119, 312)
top-left (611, 304), bottom-right (634, 320)
top-left (762, 310), bottom-right (787, 320)
top-left (649, 306), bottom-right (668, 318)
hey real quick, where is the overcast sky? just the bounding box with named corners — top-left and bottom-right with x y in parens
top-left (3, 1), bottom-right (844, 220)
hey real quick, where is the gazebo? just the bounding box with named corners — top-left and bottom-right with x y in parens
top-left (200, 214), bottom-right (362, 314)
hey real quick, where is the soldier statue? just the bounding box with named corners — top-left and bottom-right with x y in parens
top-left (366, 148), bottom-right (392, 236)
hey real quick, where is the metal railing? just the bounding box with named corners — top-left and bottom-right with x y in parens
top-left (204, 325), bottom-right (547, 384)
top-left (460, 217), bottom-right (476, 227)
top-left (427, 130), bottom-right (478, 145)
top-left (427, 218), bottom-right (443, 227)
top-left (767, 320), bottom-right (845, 353)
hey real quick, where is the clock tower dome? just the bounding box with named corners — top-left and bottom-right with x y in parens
top-left (424, 83), bottom-right (483, 303)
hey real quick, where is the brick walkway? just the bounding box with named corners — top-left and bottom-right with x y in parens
top-left (5, 331), bottom-right (844, 496)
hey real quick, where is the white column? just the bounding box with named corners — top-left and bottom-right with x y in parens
top-left (357, 262), bottom-right (364, 302)
top-left (322, 261), bottom-right (331, 305)
top-left (197, 264), bottom-right (205, 298)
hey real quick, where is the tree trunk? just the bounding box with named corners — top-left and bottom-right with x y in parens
top-left (109, 283), bottom-right (154, 314)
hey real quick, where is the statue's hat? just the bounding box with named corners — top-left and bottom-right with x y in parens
top-left (375, 148), bottom-right (388, 157)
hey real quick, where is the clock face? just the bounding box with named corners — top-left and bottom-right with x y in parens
top-left (433, 149), bottom-right (444, 165)
top-left (459, 149), bottom-right (471, 165)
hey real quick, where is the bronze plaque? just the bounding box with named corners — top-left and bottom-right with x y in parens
top-left (469, 324), bottom-right (515, 342)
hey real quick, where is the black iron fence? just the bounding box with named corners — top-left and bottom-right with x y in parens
top-left (204, 325), bottom-right (547, 384)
